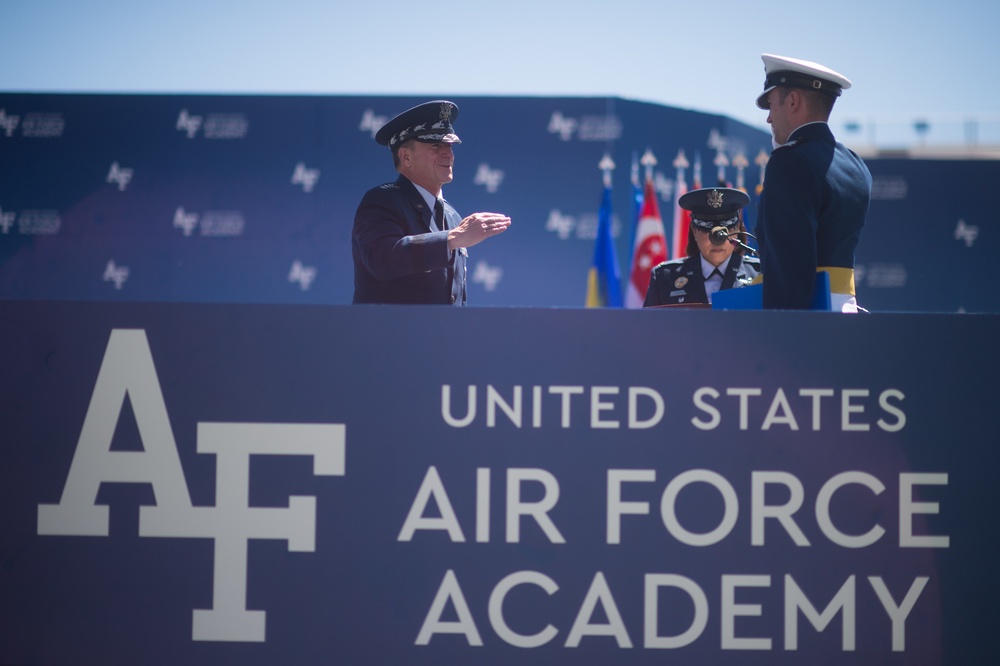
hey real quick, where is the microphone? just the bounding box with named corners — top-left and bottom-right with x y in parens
top-left (710, 226), bottom-right (759, 256)
top-left (709, 226), bottom-right (730, 246)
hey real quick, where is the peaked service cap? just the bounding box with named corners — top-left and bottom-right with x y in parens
top-left (375, 100), bottom-right (461, 148)
top-left (679, 187), bottom-right (750, 229)
top-left (756, 54), bottom-right (852, 109)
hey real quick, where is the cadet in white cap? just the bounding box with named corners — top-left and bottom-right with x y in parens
top-left (352, 100), bottom-right (511, 305)
top-left (754, 54), bottom-right (873, 311)
top-left (644, 187), bottom-right (760, 307)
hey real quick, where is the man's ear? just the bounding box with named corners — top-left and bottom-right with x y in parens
top-left (790, 89), bottom-right (812, 116)
top-left (786, 88), bottom-right (801, 111)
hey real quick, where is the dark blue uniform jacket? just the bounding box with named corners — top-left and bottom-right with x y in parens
top-left (352, 175), bottom-right (466, 305)
top-left (757, 122), bottom-right (872, 309)
top-left (644, 254), bottom-right (761, 307)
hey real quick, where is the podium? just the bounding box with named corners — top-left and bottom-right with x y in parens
top-left (711, 271), bottom-right (832, 311)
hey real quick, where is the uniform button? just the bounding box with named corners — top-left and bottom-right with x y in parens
top-left (451, 295), bottom-right (456, 304)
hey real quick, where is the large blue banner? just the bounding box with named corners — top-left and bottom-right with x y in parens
top-left (3, 93), bottom-right (993, 312)
top-left (1, 300), bottom-right (998, 664)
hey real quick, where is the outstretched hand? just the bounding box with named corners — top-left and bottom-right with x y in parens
top-left (447, 212), bottom-right (511, 251)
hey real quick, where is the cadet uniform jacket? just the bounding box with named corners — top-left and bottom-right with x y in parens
top-left (644, 254), bottom-right (761, 307)
top-left (756, 122), bottom-right (872, 309)
top-left (352, 175), bottom-right (466, 305)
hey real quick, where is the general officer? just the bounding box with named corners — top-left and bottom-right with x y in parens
top-left (755, 54), bottom-right (872, 311)
top-left (352, 100), bottom-right (511, 305)
top-left (644, 187), bottom-right (760, 307)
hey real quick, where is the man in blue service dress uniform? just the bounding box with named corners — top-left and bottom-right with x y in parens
top-left (352, 100), bottom-right (511, 304)
top-left (644, 187), bottom-right (761, 306)
top-left (755, 54), bottom-right (872, 311)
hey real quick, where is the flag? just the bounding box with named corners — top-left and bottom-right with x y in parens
top-left (624, 175), bottom-right (667, 308)
top-left (585, 172), bottom-right (623, 307)
top-left (670, 149), bottom-right (691, 260)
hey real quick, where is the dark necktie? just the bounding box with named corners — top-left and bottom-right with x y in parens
top-left (434, 199), bottom-right (446, 231)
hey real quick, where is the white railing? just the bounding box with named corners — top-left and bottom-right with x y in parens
top-left (833, 115), bottom-right (1000, 156)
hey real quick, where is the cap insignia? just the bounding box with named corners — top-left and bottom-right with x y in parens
top-left (439, 103), bottom-right (453, 121)
top-left (707, 189), bottom-right (724, 208)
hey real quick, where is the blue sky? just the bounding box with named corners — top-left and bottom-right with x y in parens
top-left (4, 0), bottom-right (999, 147)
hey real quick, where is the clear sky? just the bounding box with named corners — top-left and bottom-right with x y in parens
top-left (4, 0), bottom-right (999, 146)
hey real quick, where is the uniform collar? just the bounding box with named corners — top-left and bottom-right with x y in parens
top-left (410, 180), bottom-right (439, 212)
top-left (701, 255), bottom-right (732, 279)
top-left (785, 121), bottom-right (833, 145)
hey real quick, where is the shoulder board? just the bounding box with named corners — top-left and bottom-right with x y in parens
top-left (652, 258), bottom-right (688, 271)
top-left (741, 255), bottom-right (761, 266)
top-left (773, 137), bottom-right (803, 152)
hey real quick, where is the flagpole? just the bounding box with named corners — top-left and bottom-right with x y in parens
top-left (732, 152), bottom-right (749, 192)
top-left (714, 148), bottom-right (729, 187)
top-left (599, 153), bottom-right (614, 188)
top-left (671, 149), bottom-right (689, 260)
top-left (754, 149), bottom-right (769, 197)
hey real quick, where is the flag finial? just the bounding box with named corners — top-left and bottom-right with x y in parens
top-left (672, 149), bottom-right (688, 171)
top-left (640, 149), bottom-right (657, 181)
top-left (599, 153), bottom-right (615, 187)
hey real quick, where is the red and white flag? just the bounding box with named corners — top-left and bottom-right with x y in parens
top-left (624, 176), bottom-right (668, 308)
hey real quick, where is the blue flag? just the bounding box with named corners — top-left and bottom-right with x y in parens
top-left (585, 181), bottom-right (623, 307)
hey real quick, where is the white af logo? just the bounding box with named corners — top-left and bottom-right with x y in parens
top-left (106, 162), bottom-right (134, 191)
top-left (473, 163), bottom-right (505, 193)
top-left (37, 329), bottom-right (346, 642)
top-left (653, 172), bottom-right (674, 202)
top-left (291, 162), bottom-right (320, 192)
top-left (176, 109), bottom-right (203, 138)
top-left (0, 206), bottom-right (15, 234)
top-left (103, 260), bottom-right (129, 289)
top-left (547, 112), bottom-right (578, 141)
top-left (173, 207), bottom-right (199, 236)
top-left (358, 109), bottom-right (388, 138)
top-left (288, 260), bottom-right (317, 290)
top-left (0, 108), bottom-right (19, 137)
top-left (544, 209), bottom-right (576, 240)
top-left (954, 219), bottom-right (979, 247)
top-left (472, 261), bottom-right (503, 292)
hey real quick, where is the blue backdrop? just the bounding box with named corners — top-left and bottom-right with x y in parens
top-left (2, 93), bottom-right (994, 312)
